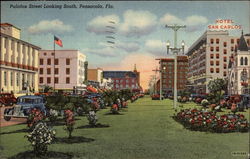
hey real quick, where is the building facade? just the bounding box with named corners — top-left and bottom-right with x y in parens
top-left (87, 68), bottom-right (103, 87)
top-left (156, 56), bottom-right (188, 94)
top-left (187, 30), bottom-right (250, 94)
top-left (228, 33), bottom-right (250, 95)
top-left (38, 50), bottom-right (86, 91)
top-left (103, 71), bottom-right (140, 90)
top-left (0, 23), bottom-right (40, 94)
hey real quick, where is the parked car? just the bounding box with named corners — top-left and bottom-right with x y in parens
top-left (4, 95), bottom-right (47, 121)
top-left (0, 93), bottom-right (17, 107)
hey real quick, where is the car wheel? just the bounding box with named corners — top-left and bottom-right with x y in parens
top-left (4, 116), bottom-right (11, 121)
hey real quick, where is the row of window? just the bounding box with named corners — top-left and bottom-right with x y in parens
top-left (39, 68), bottom-right (71, 75)
top-left (210, 54), bottom-right (227, 62)
top-left (115, 84), bottom-right (137, 88)
top-left (210, 61), bottom-right (228, 68)
top-left (39, 58), bottom-right (70, 65)
top-left (210, 39), bottom-right (240, 45)
top-left (39, 77), bottom-right (70, 84)
top-left (240, 57), bottom-right (248, 66)
top-left (210, 68), bottom-right (227, 76)
top-left (114, 79), bottom-right (136, 83)
top-left (3, 71), bottom-right (34, 87)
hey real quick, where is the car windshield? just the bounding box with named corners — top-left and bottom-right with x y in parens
top-left (18, 98), bottom-right (42, 104)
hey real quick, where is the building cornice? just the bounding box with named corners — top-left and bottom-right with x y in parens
top-left (0, 33), bottom-right (41, 50)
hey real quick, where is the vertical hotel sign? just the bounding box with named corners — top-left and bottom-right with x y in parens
top-left (208, 19), bottom-right (242, 30)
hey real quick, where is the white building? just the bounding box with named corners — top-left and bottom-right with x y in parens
top-left (187, 30), bottom-right (250, 93)
top-left (228, 32), bottom-right (250, 95)
top-left (38, 50), bottom-right (86, 92)
top-left (0, 23), bottom-right (40, 95)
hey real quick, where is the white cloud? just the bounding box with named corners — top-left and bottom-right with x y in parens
top-left (82, 47), bottom-right (118, 57)
top-left (160, 14), bottom-right (183, 25)
top-left (28, 19), bottom-right (73, 34)
top-left (119, 10), bottom-right (157, 37)
top-left (116, 41), bottom-right (140, 52)
top-left (86, 14), bottom-right (119, 35)
top-left (145, 40), bottom-right (166, 55)
top-left (185, 15), bottom-right (208, 26)
top-left (160, 13), bottom-right (208, 32)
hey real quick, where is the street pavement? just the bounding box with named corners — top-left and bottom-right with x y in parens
top-left (0, 106), bottom-right (26, 127)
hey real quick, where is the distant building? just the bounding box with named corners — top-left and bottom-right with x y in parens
top-left (0, 23), bottom-right (40, 94)
top-left (103, 69), bottom-right (141, 90)
top-left (187, 30), bottom-right (250, 94)
top-left (228, 32), bottom-right (250, 95)
top-left (87, 68), bottom-right (103, 87)
top-left (38, 50), bottom-right (86, 92)
top-left (156, 56), bottom-right (188, 94)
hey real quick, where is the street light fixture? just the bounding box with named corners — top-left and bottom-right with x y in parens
top-left (165, 24), bottom-right (186, 110)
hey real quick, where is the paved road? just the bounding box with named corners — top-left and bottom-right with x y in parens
top-left (0, 106), bottom-right (26, 127)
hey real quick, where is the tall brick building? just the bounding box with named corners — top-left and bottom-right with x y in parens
top-left (156, 56), bottom-right (188, 95)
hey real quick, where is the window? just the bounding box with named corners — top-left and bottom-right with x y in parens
top-left (223, 71), bottom-right (227, 77)
top-left (210, 39), bottom-right (214, 44)
top-left (231, 39), bottom-right (234, 44)
top-left (66, 77), bottom-right (70, 84)
top-left (54, 59), bottom-right (59, 65)
top-left (39, 59), bottom-right (43, 65)
top-left (216, 61), bottom-right (219, 66)
top-left (216, 68), bottom-right (220, 73)
top-left (245, 57), bottom-right (248, 65)
top-left (210, 61), bottom-right (214, 66)
top-left (4, 72), bottom-right (7, 86)
top-left (66, 68), bottom-right (70, 74)
top-left (16, 73), bottom-right (19, 86)
top-left (54, 77), bottom-right (58, 84)
top-left (237, 39), bottom-right (240, 44)
top-left (223, 57), bottom-right (227, 62)
top-left (224, 64), bottom-right (227, 69)
top-left (240, 57), bottom-right (244, 65)
top-left (223, 42), bottom-right (227, 47)
top-left (4, 38), bottom-right (8, 49)
top-left (216, 39), bottom-right (219, 44)
top-left (223, 49), bottom-right (227, 54)
top-left (210, 54), bottom-right (214, 59)
top-left (51, 53), bottom-right (54, 56)
top-left (47, 77), bottom-right (51, 84)
top-left (210, 47), bottom-right (214, 51)
top-left (216, 47), bottom-right (219, 52)
top-left (10, 72), bottom-right (13, 86)
top-left (39, 77), bottom-right (43, 83)
top-left (47, 68), bottom-right (51, 74)
top-left (216, 54), bottom-right (219, 59)
top-left (43, 52), bottom-right (47, 56)
top-left (47, 58), bottom-right (51, 65)
top-left (39, 68), bottom-right (43, 74)
top-left (210, 68), bottom-right (214, 73)
top-left (231, 47), bottom-right (234, 51)
top-left (66, 58), bottom-right (70, 65)
top-left (54, 68), bottom-right (59, 74)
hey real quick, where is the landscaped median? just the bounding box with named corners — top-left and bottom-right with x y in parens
top-left (0, 96), bottom-right (249, 159)
top-left (173, 108), bottom-right (249, 133)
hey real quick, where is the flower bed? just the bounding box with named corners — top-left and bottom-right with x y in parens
top-left (174, 108), bottom-right (249, 133)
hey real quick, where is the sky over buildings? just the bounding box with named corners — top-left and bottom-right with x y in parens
top-left (1, 1), bottom-right (249, 89)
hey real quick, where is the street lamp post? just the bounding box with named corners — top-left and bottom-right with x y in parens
top-left (166, 24), bottom-right (186, 110)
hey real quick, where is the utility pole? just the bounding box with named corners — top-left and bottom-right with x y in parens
top-left (166, 24), bottom-right (186, 109)
top-left (152, 66), bottom-right (161, 98)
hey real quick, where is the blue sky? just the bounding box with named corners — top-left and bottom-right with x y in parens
top-left (1, 1), bottom-right (249, 88)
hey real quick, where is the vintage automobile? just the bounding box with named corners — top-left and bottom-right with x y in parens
top-left (4, 95), bottom-right (47, 121)
top-left (0, 93), bottom-right (17, 107)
